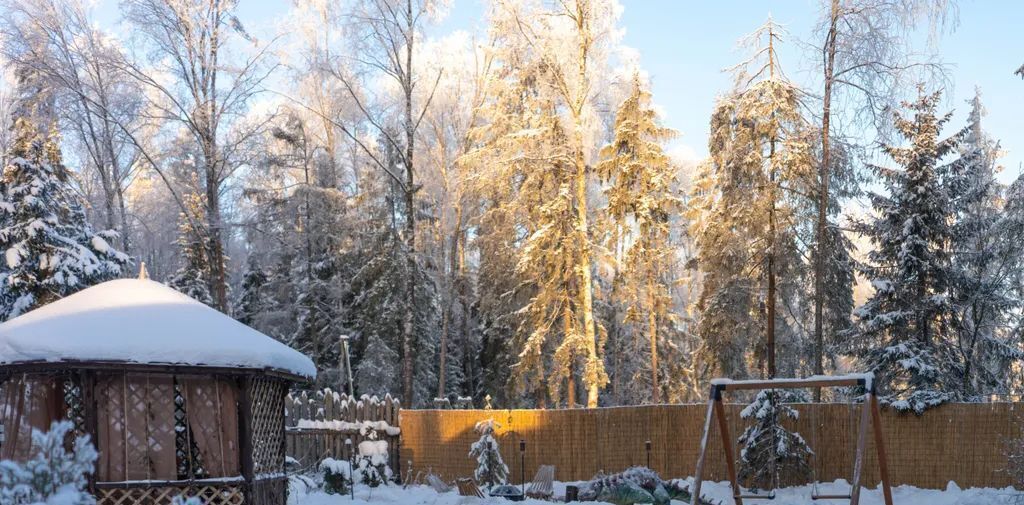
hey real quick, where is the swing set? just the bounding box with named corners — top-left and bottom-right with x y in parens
top-left (689, 374), bottom-right (894, 505)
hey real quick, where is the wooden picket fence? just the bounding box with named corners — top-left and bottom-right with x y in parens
top-left (284, 390), bottom-right (402, 475)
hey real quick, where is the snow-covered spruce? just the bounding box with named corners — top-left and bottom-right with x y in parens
top-left (737, 389), bottom-right (813, 489)
top-left (468, 418), bottom-right (509, 489)
top-left (0, 115), bottom-right (129, 321)
top-left (849, 88), bottom-right (966, 414)
top-left (167, 189), bottom-right (215, 307)
top-left (0, 420), bottom-right (97, 505)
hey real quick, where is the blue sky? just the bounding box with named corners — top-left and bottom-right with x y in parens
top-left (97, 0), bottom-right (1024, 180)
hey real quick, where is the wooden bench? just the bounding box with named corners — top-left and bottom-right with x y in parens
top-left (525, 465), bottom-right (555, 500)
top-left (456, 478), bottom-right (486, 498)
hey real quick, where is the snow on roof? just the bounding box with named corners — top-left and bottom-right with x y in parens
top-left (0, 278), bottom-right (316, 379)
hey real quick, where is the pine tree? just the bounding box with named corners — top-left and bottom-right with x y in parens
top-left (235, 256), bottom-right (269, 327)
top-left (0, 114), bottom-right (129, 320)
top-left (946, 90), bottom-right (1024, 399)
top-left (0, 421), bottom-right (97, 505)
top-left (355, 333), bottom-right (401, 399)
top-left (468, 418), bottom-right (509, 489)
top-left (597, 74), bottom-right (681, 404)
top-left (688, 19), bottom-right (813, 381)
top-left (737, 389), bottom-right (813, 490)
top-left (167, 191), bottom-right (214, 307)
top-left (851, 87), bottom-right (966, 414)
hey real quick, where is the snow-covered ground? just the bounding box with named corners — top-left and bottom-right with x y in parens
top-left (290, 479), bottom-right (1023, 505)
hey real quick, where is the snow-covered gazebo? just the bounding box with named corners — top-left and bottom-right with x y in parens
top-left (0, 277), bottom-right (315, 505)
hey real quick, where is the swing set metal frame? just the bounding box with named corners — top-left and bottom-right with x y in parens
top-left (689, 375), bottom-right (894, 505)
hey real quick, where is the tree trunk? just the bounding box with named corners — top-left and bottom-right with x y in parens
top-left (205, 167), bottom-right (228, 312)
top-left (767, 133), bottom-right (777, 379)
top-left (572, 1), bottom-right (601, 409)
top-left (400, 0), bottom-right (417, 407)
top-left (648, 277), bottom-right (660, 404)
top-left (814, 0), bottom-right (839, 400)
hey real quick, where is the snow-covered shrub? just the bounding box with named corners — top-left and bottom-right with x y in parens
top-left (0, 420), bottom-right (97, 505)
top-left (579, 467), bottom-right (717, 505)
top-left (354, 428), bottom-right (391, 487)
top-left (319, 458), bottom-right (351, 495)
top-left (171, 497), bottom-right (203, 505)
top-left (737, 389), bottom-right (812, 489)
top-left (468, 418), bottom-right (508, 489)
top-left (579, 467), bottom-right (687, 505)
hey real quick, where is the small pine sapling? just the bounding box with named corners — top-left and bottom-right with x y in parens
top-left (0, 420), bottom-right (97, 505)
top-left (355, 427), bottom-right (392, 487)
top-left (468, 418), bottom-right (509, 489)
top-left (737, 389), bottom-right (813, 490)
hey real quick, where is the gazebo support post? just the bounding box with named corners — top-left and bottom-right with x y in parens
top-left (80, 370), bottom-right (99, 494)
top-left (237, 376), bottom-right (255, 487)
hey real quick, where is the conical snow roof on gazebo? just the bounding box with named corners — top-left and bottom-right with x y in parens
top-left (0, 278), bottom-right (315, 380)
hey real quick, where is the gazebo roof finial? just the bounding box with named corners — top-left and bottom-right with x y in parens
top-left (138, 262), bottom-right (149, 280)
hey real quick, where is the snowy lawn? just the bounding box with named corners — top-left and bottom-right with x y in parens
top-left (290, 479), bottom-right (1023, 505)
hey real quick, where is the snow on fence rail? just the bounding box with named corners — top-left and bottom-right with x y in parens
top-left (284, 390), bottom-right (401, 476)
top-left (285, 389), bottom-right (400, 429)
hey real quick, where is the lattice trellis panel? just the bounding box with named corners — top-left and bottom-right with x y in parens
top-left (96, 484), bottom-right (244, 505)
top-left (247, 477), bottom-right (287, 505)
top-left (61, 375), bottom-right (86, 438)
top-left (249, 378), bottom-right (285, 476)
top-left (174, 379), bottom-right (207, 479)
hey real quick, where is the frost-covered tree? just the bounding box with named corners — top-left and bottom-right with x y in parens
top-left (597, 74), bottom-right (681, 404)
top-left (0, 96), bottom-right (128, 320)
top-left (0, 420), bottom-right (97, 505)
top-left (468, 418), bottom-right (509, 489)
top-left (809, 0), bottom-right (956, 382)
top-left (851, 88), bottom-right (966, 413)
top-left (737, 389), bottom-right (812, 490)
top-left (235, 256), bottom-right (269, 327)
top-left (356, 333), bottom-right (401, 398)
top-left (167, 191), bottom-right (214, 307)
top-left (482, 0), bottom-right (627, 408)
top-left (945, 90), bottom-right (1024, 399)
top-left (121, 0), bottom-right (275, 311)
top-left (1, 0), bottom-right (145, 252)
top-left (688, 20), bottom-right (813, 381)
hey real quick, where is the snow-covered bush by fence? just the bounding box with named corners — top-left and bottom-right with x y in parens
top-left (0, 420), bottom-right (97, 505)
top-left (468, 418), bottom-right (508, 489)
top-left (319, 458), bottom-right (352, 494)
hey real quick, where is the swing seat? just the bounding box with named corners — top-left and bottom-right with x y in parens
top-left (810, 481), bottom-right (851, 500)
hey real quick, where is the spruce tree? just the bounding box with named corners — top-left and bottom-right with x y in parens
top-left (597, 73), bottom-right (680, 404)
top-left (737, 389), bottom-right (812, 490)
top-left (167, 191), bottom-right (214, 307)
top-left (0, 116), bottom-right (128, 320)
top-left (946, 90), bottom-right (1024, 399)
top-left (468, 418), bottom-right (509, 489)
top-left (235, 256), bottom-right (269, 327)
top-left (852, 87), bottom-right (966, 413)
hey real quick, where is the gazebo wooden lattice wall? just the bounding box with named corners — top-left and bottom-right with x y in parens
top-left (0, 278), bottom-right (316, 505)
